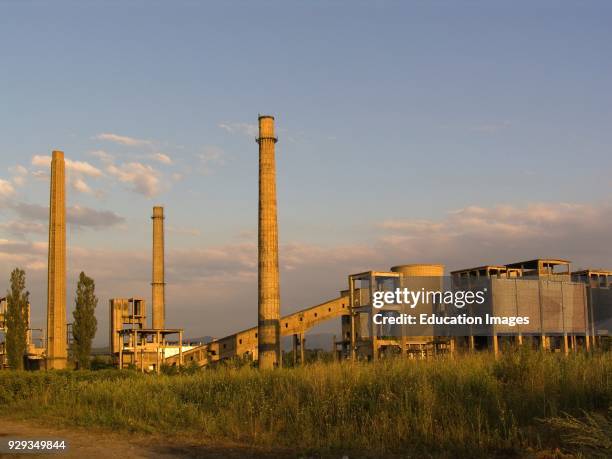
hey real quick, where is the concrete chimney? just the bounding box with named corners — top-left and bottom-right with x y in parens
top-left (46, 150), bottom-right (67, 369)
top-left (151, 206), bottom-right (165, 329)
top-left (257, 115), bottom-right (281, 368)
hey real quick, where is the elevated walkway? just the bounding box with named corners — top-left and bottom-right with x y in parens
top-left (166, 294), bottom-right (350, 366)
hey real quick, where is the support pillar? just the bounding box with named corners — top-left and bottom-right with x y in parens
top-left (349, 277), bottom-right (356, 361)
top-left (179, 330), bottom-right (183, 366)
top-left (299, 333), bottom-right (305, 365)
top-left (332, 334), bottom-right (337, 361)
top-left (118, 337), bottom-right (123, 370)
top-left (493, 333), bottom-right (499, 358)
top-left (292, 334), bottom-right (298, 365)
top-left (156, 331), bottom-right (161, 374)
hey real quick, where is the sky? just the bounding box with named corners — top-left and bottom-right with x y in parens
top-left (0, 1), bottom-right (611, 345)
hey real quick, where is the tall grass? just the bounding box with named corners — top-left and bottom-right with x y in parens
top-left (1, 349), bottom-right (610, 457)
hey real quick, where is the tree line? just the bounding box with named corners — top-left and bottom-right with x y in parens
top-left (3, 268), bottom-right (98, 370)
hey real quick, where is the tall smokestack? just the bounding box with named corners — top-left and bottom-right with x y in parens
top-left (257, 115), bottom-right (281, 369)
top-left (46, 150), bottom-right (67, 370)
top-left (151, 206), bottom-right (165, 329)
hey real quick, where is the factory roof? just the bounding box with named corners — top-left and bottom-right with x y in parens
top-left (573, 268), bottom-right (612, 276)
top-left (505, 258), bottom-right (571, 269)
top-left (450, 265), bottom-right (509, 275)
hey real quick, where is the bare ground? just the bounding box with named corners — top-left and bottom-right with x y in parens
top-left (0, 419), bottom-right (297, 459)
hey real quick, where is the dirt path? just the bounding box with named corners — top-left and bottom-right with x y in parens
top-left (0, 419), bottom-right (294, 458)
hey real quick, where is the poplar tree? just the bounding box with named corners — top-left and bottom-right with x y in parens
top-left (72, 271), bottom-right (98, 369)
top-left (6, 268), bottom-right (29, 370)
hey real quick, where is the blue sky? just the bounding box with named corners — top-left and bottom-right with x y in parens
top-left (1, 1), bottom-right (611, 344)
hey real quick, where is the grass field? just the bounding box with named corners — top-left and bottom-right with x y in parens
top-left (1, 349), bottom-right (610, 458)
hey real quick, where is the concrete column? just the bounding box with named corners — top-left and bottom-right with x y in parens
top-left (179, 330), bottom-right (183, 366)
top-left (156, 331), bottom-right (161, 374)
top-left (332, 334), bottom-right (337, 361)
top-left (46, 150), bottom-right (67, 370)
top-left (118, 336), bottom-right (123, 370)
top-left (292, 334), bottom-right (298, 365)
top-left (151, 206), bottom-right (165, 330)
top-left (299, 333), bottom-right (305, 365)
top-left (349, 276), bottom-right (356, 361)
top-left (493, 334), bottom-right (499, 358)
top-left (257, 115), bottom-right (281, 369)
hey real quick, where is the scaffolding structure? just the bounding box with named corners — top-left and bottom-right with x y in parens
top-left (109, 297), bottom-right (185, 372)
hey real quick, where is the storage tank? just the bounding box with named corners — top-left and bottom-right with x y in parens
top-left (391, 264), bottom-right (445, 348)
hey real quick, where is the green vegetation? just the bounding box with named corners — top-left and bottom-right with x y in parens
top-left (5, 268), bottom-right (29, 370)
top-left (0, 350), bottom-right (610, 457)
top-left (71, 272), bottom-right (98, 369)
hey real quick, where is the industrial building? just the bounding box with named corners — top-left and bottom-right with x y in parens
top-left (0, 116), bottom-right (609, 371)
top-left (168, 258), bottom-right (610, 366)
top-left (109, 297), bottom-right (188, 372)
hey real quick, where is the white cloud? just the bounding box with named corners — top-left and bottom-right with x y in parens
top-left (0, 239), bottom-right (48, 271)
top-left (151, 153), bottom-right (173, 165)
top-left (0, 220), bottom-right (47, 236)
top-left (9, 165), bottom-right (28, 187)
top-left (31, 155), bottom-right (51, 167)
top-left (10, 165), bottom-right (28, 175)
top-left (379, 202), bottom-right (612, 271)
top-left (94, 133), bottom-right (152, 147)
top-left (218, 122), bottom-right (258, 138)
top-left (66, 205), bottom-right (125, 228)
top-left (67, 159), bottom-right (103, 177)
top-left (106, 161), bottom-right (161, 197)
top-left (0, 179), bottom-right (15, 198)
top-left (90, 150), bottom-right (114, 162)
top-left (6, 201), bottom-right (125, 229)
top-left (71, 177), bottom-right (93, 194)
top-left (31, 155), bottom-right (102, 177)
top-left (31, 170), bottom-right (48, 180)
